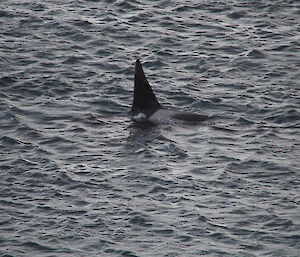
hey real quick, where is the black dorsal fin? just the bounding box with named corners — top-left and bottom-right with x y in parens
top-left (131, 60), bottom-right (162, 115)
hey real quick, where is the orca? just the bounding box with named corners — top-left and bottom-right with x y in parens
top-left (130, 59), bottom-right (209, 124)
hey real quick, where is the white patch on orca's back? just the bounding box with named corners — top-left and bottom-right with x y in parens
top-left (148, 109), bottom-right (209, 124)
top-left (132, 112), bottom-right (147, 122)
top-left (148, 109), bottom-right (177, 124)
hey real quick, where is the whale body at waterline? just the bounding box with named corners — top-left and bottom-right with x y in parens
top-left (130, 59), bottom-right (210, 124)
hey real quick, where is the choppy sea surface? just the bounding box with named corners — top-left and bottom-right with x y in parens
top-left (1, 0), bottom-right (300, 256)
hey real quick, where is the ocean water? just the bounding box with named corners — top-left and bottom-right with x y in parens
top-left (0, 0), bottom-right (299, 256)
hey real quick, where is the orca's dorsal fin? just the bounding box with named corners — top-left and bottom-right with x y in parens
top-left (131, 60), bottom-right (162, 115)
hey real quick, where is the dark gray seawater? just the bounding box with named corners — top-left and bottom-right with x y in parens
top-left (1, 0), bottom-right (299, 256)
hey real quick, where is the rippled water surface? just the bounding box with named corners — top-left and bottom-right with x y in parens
top-left (1, 0), bottom-right (300, 256)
